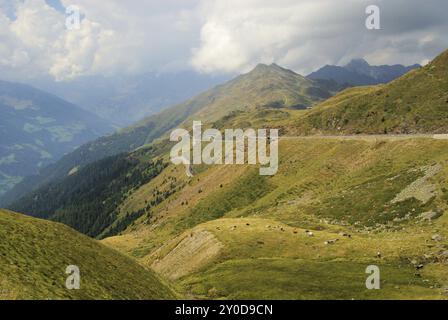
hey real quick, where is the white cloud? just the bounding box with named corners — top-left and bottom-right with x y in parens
top-left (0, 0), bottom-right (447, 80)
top-left (56, 0), bottom-right (201, 76)
top-left (191, 0), bottom-right (448, 74)
top-left (0, 0), bottom-right (201, 80)
top-left (0, 0), bottom-right (111, 80)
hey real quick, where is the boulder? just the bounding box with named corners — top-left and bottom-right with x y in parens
top-left (432, 234), bottom-right (444, 242)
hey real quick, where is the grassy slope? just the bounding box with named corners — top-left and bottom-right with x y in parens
top-left (8, 146), bottom-right (170, 238)
top-left (0, 209), bottom-right (175, 300)
top-left (8, 49), bottom-right (448, 300)
top-left (289, 49), bottom-right (448, 134)
top-left (176, 219), bottom-right (442, 300)
top-left (102, 137), bottom-right (448, 299)
top-left (6, 65), bottom-right (337, 237)
top-left (184, 63), bottom-right (335, 124)
top-left (1, 63), bottom-right (333, 207)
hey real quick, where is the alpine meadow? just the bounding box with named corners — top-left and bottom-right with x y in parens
top-left (1, 0), bottom-right (448, 306)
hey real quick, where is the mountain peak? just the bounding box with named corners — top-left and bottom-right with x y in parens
top-left (253, 62), bottom-right (281, 70)
top-left (252, 63), bottom-right (270, 70)
top-left (308, 57), bottom-right (421, 86)
top-left (345, 58), bottom-right (370, 70)
top-left (250, 62), bottom-right (297, 77)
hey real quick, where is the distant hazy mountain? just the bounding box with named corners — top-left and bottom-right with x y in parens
top-left (307, 58), bottom-right (421, 86)
top-left (29, 72), bottom-right (230, 127)
top-left (0, 80), bottom-right (114, 196)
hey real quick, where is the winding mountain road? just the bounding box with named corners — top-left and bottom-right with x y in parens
top-left (279, 134), bottom-right (448, 141)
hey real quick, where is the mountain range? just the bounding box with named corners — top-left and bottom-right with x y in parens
top-left (293, 49), bottom-right (448, 134)
top-left (307, 58), bottom-right (421, 86)
top-left (8, 50), bottom-right (447, 238)
top-left (2, 49), bottom-right (448, 299)
top-left (0, 63), bottom-right (341, 206)
top-left (1, 59), bottom-right (418, 206)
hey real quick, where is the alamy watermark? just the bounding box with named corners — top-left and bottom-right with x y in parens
top-left (65, 265), bottom-right (80, 290)
top-left (170, 121), bottom-right (279, 176)
top-left (66, 5), bottom-right (81, 30)
top-left (365, 5), bottom-right (380, 30)
top-left (365, 265), bottom-right (380, 290)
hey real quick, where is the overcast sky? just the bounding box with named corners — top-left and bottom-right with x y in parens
top-left (1, 0), bottom-right (447, 81)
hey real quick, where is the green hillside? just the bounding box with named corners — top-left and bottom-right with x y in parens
top-left (102, 137), bottom-right (448, 300)
top-left (6, 64), bottom-right (341, 236)
top-left (6, 49), bottom-right (448, 300)
top-left (290, 49), bottom-right (448, 135)
top-left (179, 63), bottom-right (340, 124)
top-left (0, 209), bottom-right (175, 300)
top-left (0, 80), bottom-right (114, 198)
top-left (1, 64), bottom-right (338, 207)
top-left (9, 147), bottom-right (170, 238)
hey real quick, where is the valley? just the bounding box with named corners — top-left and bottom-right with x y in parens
top-left (0, 80), bottom-right (115, 198)
top-left (100, 136), bottom-right (448, 299)
top-left (2, 48), bottom-right (448, 300)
